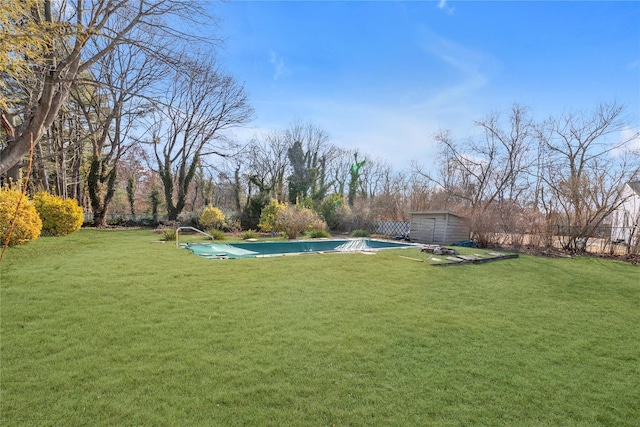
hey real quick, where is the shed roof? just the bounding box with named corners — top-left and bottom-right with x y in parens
top-left (408, 210), bottom-right (465, 217)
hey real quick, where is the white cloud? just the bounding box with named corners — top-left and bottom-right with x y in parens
top-left (242, 31), bottom-right (501, 173)
top-left (437, 0), bottom-right (455, 15)
top-left (302, 100), bottom-right (448, 171)
top-left (269, 51), bottom-right (291, 80)
top-left (410, 30), bottom-right (498, 114)
top-left (609, 126), bottom-right (640, 158)
top-left (621, 126), bottom-right (640, 151)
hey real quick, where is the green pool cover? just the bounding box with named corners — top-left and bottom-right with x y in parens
top-left (185, 239), bottom-right (418, 260)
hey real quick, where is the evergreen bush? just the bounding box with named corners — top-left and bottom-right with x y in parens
top-left (307, 218), bottom-right (330, 238)
top-left (33, 192), bottom-right (83, 237)
top-left (309, 229), bottom-right (331, 238)
top-left (318, 194), bottom-right (346, 230)
top-left (0, 187), bottom-right (42, 246)
top-left (351, 229), bottom-right (370, 237)
top-left (242, 229), bottom-right (259, 240)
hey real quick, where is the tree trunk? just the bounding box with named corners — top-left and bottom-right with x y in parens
top-left (88, 158), bottom-right (118, 227)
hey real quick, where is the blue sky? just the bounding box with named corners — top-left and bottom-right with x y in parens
top-left (209, 1), bottom-right (640, 170)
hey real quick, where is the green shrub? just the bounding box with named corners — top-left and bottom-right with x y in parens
top-left (351, 229), bottom-right (370, 237)
top-left (0, 187), bottom-right (42, 246)
top-left (198, 206), bottom-right (225, 230)
top-left (206, 229), bottom-right (226, 240)
top-left (307, 217), bottom-right (329, 238)
top-left (160, 228), bottom-right (176, 241)
top-left (318, 193), bottom-right (346, 230)
top-left (33, 191), bottom-right (83, 237)
top-left (242, 229), bottom-right (259, 240)
top-left (242, 192), bottom-right (270, 230)
top-left (258, 199), bottom-right (286, 232)
top-left (309, 229), bottom-right (331, 238)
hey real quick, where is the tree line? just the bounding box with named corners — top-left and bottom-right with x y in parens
top-left (2, 1), bottom-right (639, 252)
top-left (415, 103), bottom-right (639, 251)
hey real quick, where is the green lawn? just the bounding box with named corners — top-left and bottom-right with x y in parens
top-left (1, 229), bottom-right (638, 426)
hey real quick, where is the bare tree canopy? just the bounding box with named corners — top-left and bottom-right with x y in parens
top-left (245, 131), bottom-right (291, 202)
top-left (413, 104), bottom-right (535, 245)
top-left (536, 101), bottom-right (640, 250)
top-left (150, 58), bottom-right (253, 220)
top-left (80, 34), bottom-right (166, 227)
top-left (428, 104), bottom-right (534, 209)
top-left (411, 101), bottom-right (639, 249)
top-left (0, 0), bottom-right (212, 176)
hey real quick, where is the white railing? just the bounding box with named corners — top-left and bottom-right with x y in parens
top-left (175, 226), bottom-right (214, 248)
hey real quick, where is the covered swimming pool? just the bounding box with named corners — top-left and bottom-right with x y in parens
top-left (184, 238), bottom-right (420, 260)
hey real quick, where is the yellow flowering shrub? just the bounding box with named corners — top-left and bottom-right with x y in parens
top-left (0, 187), bottom-right (42, 246)
top-left (258, 199), bottom-right (287, 232)
top-left (198, 206), bottom-right (225, 230)
top-left (33, 192), bottom-right (83, 236)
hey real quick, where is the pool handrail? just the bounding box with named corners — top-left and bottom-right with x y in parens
top-left (176, 226), bottom-right (214, 248)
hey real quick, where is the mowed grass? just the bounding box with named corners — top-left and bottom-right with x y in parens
top-left (1, 229), bottom-right (638, 426)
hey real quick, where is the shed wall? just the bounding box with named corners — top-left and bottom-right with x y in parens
top-left (409, 212), bottom-right (470, 245)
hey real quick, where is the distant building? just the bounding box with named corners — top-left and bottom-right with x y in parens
top-left (610, 181), bottom-right (640, 245)
top-left (408, 211), bottom-right (470, 245)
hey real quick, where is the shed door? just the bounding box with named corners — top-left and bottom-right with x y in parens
top-left (417, 217), bottom-right (436, 243)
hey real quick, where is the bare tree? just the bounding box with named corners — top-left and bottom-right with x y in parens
top-left (367, 163), bottom-right (412, 221)
top-left (119, 147), bottom-right (148, 218)
top-left (77, 37), bottom-right (163, 227)
top-left (1, 0), bottom-right (210, 177)
top-left (325, 147), bottom-right (353, 197)
top-left (29, 97), bottom-right (86, 200)
top-left (407, 170), bottom-right (437, 211)
top-left (150, 59), bottom-right (253, 221)
top-left (414, 104), bottom-right (534, 246)
top-left (360, 155), bottom-right (395, 201)
top-left (536, 102), bottom-right (640, 251)
top-left (245, 131), bottom-right (291, 203)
